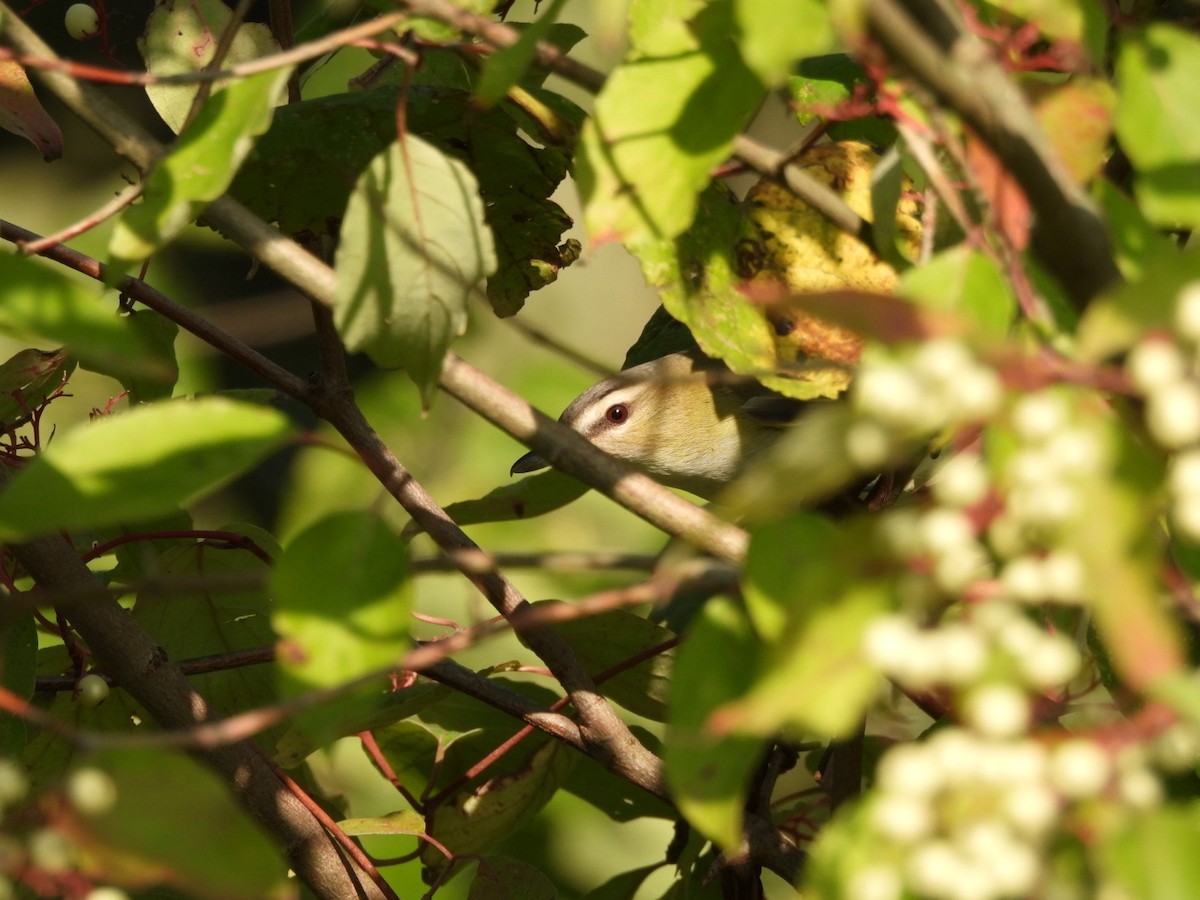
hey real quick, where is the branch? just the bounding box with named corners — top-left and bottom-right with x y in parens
top-left (865, 0), bottom-right (1120, 307)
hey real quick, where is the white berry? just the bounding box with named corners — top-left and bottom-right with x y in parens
top-left (1127, 339), bottom-right (1187, 393)
top-left (77, 673), bottom-right (110, 707)
top-left (1146, 381), bottom-right (1200, 448)
top-left (64, 3), bottom-right (100, 40)
top-left (68, 768), bottom-right (118, 816)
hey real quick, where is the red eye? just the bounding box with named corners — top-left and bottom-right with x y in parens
top-left (605, 403), bottom-right (629, 424)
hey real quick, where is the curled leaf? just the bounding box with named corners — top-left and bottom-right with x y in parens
top-left (0, 60), bottom-right (63, 161)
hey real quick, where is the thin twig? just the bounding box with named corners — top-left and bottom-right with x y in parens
top-left (0, 11), bottom-right (412, 88)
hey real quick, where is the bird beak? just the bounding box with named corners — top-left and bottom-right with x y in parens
top-left (510, 450), bottom-right (550, 476)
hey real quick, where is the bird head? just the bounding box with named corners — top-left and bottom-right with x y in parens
top-left (511, 351), bottom-right (798, 499)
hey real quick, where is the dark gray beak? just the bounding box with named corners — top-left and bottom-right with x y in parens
top-left (510, 450), bottom-right (550, 476)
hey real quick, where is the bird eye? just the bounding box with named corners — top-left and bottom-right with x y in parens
top-left (605, 403), bottom-right (629, 425)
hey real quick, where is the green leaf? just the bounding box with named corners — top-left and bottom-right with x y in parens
top-left (0, 397), bottom-right (293, 541)
top-left (0, 348), bottom-right (74, 430)
top-left (734, 0), bottom-right (834, 85)
top-left (898, 246), bottom-right (1018, 337)
top-left (272, 679), bottom-right (449, 768)
top-left (801, 796), bottom-right (893, 899)
top-left (546, 605), bottom-right (675, 721)
top-left (474, 0), bottom-right (568, 108)
top-left (333, 134), bottom-right (497, 404)
top-left (230, 87), bottom-right (401, 238)
top-left (0, 254), bottom-right (173, 385)
top-left (1116, 25), bottom-right (1200, 229)
top-left (726, 581), bottom-right (887, 738)
top-left (742, 511), bottom-right (841, 641)
top-left (66, 748), bottom-right (288, 899)
top-left (575, 2), bottom-right (765, 243)
top-left (139, 0), bottom-right (280, 133)
top-left (721, 514), bottom-right (888, 738)
top-left (1093, 179), bottom-right (1173, 283)
top-left (272, 511), bottom-right (411, 693)
top-left (1076, 248), bottom-right (1200, 362)
top-left (787, 55), bottom-right (898, 146)
top-left (339, 809), bottom-right (426, 836)
top-left (405, 470), bottom-right (588, 540)
top-left (109, 67), bottom-right (292, 275)
top-left (1097, 803), bottom-right (1200, 900)
top-left (665, 596), bottom-right (765, 849)
top-left (467, 855), bottom-right (558, 900)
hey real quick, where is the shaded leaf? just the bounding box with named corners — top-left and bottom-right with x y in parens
top-left (0, 348), bottom-right (74, 430)
top-left (468, 855), bottom-right (558, 900)
top-left (421, 741), bottom-right (574, 873)
top-left (133, 526), bottom-right (280, 749)
top-left (787, 55), bottom-right (899, 146)
top-left (546, 604), bottom-right (675, 721)
top-left (139, 0), bottom-right (279, 133)
top-left (333, 134), bottom-right (496, 404)
top-left (0, 397), bottom-right (293, 540)
top-left (583, 864), bottom-right (662, 900)
top-left (231, 85), bottom-right (578, 315)
top-left (120, 308), bottom-right (180, 403)
top-left (0, 613), bottom-right (36, 755)
top-left (0, 59), bottom-right (62, 160)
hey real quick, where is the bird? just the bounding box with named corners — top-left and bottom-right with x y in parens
top-left (510, 350), bottom-right (804, 500)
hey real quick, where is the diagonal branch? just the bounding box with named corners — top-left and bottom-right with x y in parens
top-left (864, 0), bottom-right (1120, 307)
